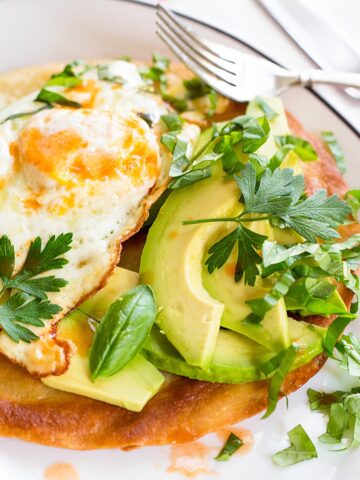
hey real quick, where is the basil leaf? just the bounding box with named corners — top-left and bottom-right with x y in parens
top-left (345, 190), bottom-right (360, 220)
top-left (46, 64), bottom-right (82, 88)
top-left (161, 113), bottom-right (183, 132)
top-left (169, 138), bottom-right (190, 177)
top-left (319, 402), bottom-right (348, 444)
top-left (168, 167), bottom-right (211, 189)
top-left (97, 64), bottom-right (125, 84)
top-left (275, 135), bottom-right (318, 161)
top-left (162, 93), bottom-right (188, 112)
top-left (272, 425), bottom-right (317, 467)
top-left (323, 316), bottom-right (354, 357)
top-left (89, 285), bottom-right (157, 379)
top-left (35, 89), bottom-right (81, 108)
top-left (245, 270), bottom-right (296, 323)
top-left (262, 344), bottom-right (298, 418)
top-left (307, 388), bottom-right (345, 411)
top-left (255, 96), bottom-right (278, 120)
top-left (321, 131), bottom-right (346, 174)
top-left (0, 105), bottom-right (52, 124)
top-left (337, 334), bottom-right (360, 377)
top-left (241, 116), bottom-right (270, 153)
top-left (215, 432), bottom-right (244, 461)
top-left (183, 78), bottom-right (210, 99)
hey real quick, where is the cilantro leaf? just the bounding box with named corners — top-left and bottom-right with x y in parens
top-left (321, 131), bottom-right (346, 174)
top-left (215, 432), bottom-right (244, 461)
top-left (272, 425), bottom-right (317, 467)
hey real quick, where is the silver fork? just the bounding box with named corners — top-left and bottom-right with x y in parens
top-left (156, 4), bottom-right (360, 102)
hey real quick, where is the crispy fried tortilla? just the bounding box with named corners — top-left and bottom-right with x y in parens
top-left (0, 63), bottom-right (357, 450)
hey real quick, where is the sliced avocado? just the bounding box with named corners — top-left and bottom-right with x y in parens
top-left (286, 288), bottom-right (348, 317)
top-left (42, 269), bottom-right (164, 412)
top-left (144, 318), bottom-right (325, 384)
top-left (141, 168), bottom-right (241, 368)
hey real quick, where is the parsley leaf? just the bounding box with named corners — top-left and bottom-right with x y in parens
top-left (205, 225), bottom-right (267, 285)
top-left (272, 425), bottom-right (317, 467)
top-left (321, 131), bottom-right (346, 174)
top-left (215, 432), bottom-right (244, 461)
top-left (0, 234), bottom-right (71, 343)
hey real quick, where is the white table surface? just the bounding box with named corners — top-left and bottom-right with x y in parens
top-left (140, 0), bottom-right (360, 133)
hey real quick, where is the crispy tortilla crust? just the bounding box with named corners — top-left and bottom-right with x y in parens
top-left (0, 63), bottom-right (357, 449)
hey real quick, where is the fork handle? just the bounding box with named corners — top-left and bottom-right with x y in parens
top-left (297, 70), bottom-right (360, 89)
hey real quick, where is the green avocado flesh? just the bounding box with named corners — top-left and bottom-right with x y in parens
top-left (143, 318), bottom-right (326, 384)
top-left (140, 97), bottom-right (299, 366)
top-left (42, 268), bottom-right (164, 412)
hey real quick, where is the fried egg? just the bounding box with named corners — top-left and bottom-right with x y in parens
top-left (0, 60), bottom-right (200, 376)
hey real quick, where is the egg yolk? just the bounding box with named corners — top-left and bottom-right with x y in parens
top-left (16, 109), bottom-right (160, 187)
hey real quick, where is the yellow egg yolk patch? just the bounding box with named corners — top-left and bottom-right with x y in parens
top-left (16, 108), bottom-right (160, 187)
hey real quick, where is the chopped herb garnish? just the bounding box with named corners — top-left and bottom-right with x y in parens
top-left (0, 105), bottom-right (52, 124)
top-left (35, 89), bottom-right (81, 108)
top-left (262, 344), bottom-right (298, 418)
top-left (215, 432), bottom-right (244, 461)
top-left (168, 167), bottom-right (212, 189)
top-left (272, 425), bottom-right (317, 467)
top-left (0, 234), bottom-right (72, 343)
top-left (255, 96), bottom-right (278, 119)
top-left (275, 135), bottom-right (318, 162)
top-left (89, 285), bottom-right (157, 380)
top-left (97, 64), bottom-right (125, 84)
top-left (183, 163), bottom-right (350, 284)
top-left (321, 131), bottom-right (346, 174)
top-left (137, 112), bottom-right (155, 127)
top-left (45, 63), bottom-right (82, 88)
top-left (345, 189), bottom-right (360, 220)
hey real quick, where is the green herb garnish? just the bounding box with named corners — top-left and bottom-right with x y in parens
top-left (45, 63), bottom-right (82, 88)
top-left (255, 96), bottom-right (278, 119)
top-left (215, 432), bottom-right (244, 461)
top-left (321, 131), bottom-right (346, 174)
top-left (262, 344), bottom-right (298, 418)
top-left (97, 64), bottom-right (125, 84)
top-left (35, 89), bottom-right (81, 108)
top-left (0, 105), bottom-right (52, 124)
top-left (272, 425), bottom-right (317, 467)
top-left (89, 284), bottom-right (157, 380)
top-left (0, 234), bottom-right (72, 343)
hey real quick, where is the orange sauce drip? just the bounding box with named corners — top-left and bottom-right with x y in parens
top-left (167, 441), bottom-right (217, 478)
top-left (44, 462), bottom-right (78, 480)
top-left (216, 427), bottom-right (254, 456)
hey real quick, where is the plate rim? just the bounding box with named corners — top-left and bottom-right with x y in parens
top-left (119, 0), bottom-right (359, 138)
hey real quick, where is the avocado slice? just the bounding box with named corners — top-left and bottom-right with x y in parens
top-left (141, 168), bottom-right (241, 368)
top-left (42, 268), bottom-right (164, 412)
top-left (140, 98), bottom-right (302, 363)
top-left (143, 318), bottom-right (325, 384)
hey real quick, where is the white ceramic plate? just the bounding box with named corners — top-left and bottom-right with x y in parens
top-left (0, 1), bottom-right (359, 479)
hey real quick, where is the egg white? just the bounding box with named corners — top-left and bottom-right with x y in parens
top-left (0, 60), bottom-right (200, 376)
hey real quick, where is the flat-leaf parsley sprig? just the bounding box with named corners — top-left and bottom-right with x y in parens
top-left (183, 163), bottom-right (351, 285)
top-left (0, 233), bottom-right (72, 343)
